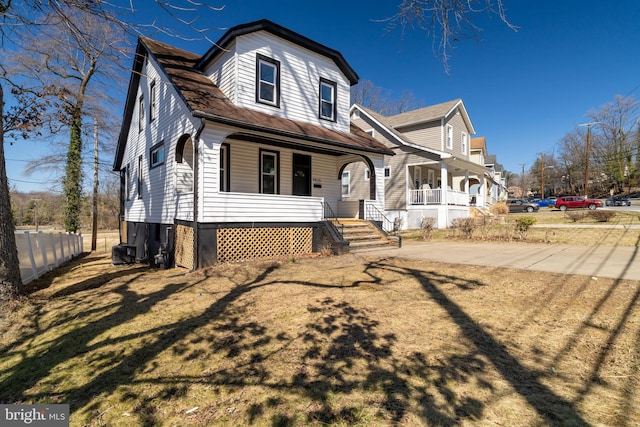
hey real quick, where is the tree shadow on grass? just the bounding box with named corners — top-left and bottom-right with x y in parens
top-left (369, 259), bottom-right (591, 426)
top-left (1, 254), bottom-right (615, 425)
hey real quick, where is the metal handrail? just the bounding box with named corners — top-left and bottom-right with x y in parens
top-left (364, 202), bottom-right (396, 234)
top-left (323, 202), bottom-right (344, 237)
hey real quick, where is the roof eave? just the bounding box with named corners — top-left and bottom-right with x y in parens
top-left (193, 110), bottom-right (393, 156)
top-left (197, 19), bottom-right (359, 85)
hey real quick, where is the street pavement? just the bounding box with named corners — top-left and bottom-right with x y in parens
top-left (355, 239), bottom-right (640, 281)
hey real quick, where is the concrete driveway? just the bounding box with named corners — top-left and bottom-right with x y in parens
top-left (356, 240), bottom-right (640, 281)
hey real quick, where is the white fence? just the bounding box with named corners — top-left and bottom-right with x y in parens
top-left (15, 231), bottom-right (84, 285)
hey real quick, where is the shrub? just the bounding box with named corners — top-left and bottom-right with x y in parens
top-left (451, 217), bottom-right (475, 239)
top-left (514, 216), bottom-right (536, 239)
top-left (490, 202), bottom-right (509, 215)
top-left (565, 211), bottom-right (588, 222)
top-left (420, 217), bottom-right (436, 240)
top-left (589, 210), bottom-right (616, 222)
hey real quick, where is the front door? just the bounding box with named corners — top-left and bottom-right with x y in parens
top-left (292, 153), bottom-right (311, 196)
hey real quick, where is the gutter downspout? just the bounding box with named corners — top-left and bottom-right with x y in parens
top-left (192, 120), bottom-right (206, 272)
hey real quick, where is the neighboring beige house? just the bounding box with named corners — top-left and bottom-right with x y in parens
top-left (470, 137), bottom-right (507, 204)
top-left (348, 99), bottom-right (492, 229)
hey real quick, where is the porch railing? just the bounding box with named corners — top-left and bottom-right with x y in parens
top-left (410, 189), bottom-right (469, 206)
top-left (323, 202), bottom-right (344, 238)
top-left (364, 201), bottom-right (397, 233)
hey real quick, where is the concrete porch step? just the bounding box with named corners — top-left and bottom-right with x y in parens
top-left (336, 219), bottom-right (400, 251)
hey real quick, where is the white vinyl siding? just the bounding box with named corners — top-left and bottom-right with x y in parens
top-left (122, 54), bottom-right (200, 224)
top-left (231, 31), bottom-right (351, 133)
top-left (205, 40), bottom-right (237, 102)
top-left (198, 136), bottom-right (344, 223)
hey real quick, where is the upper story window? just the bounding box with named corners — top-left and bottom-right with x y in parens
top-left (319, 78), bottom-right (336, 121)
top-left (150, 141), bottom-right (165, 168)
top-left (461, 132), bottom-right (468, 155)
top-left (446, 124), bottom-right (453, 149)
top-left (149, 80), bottom-right (156, 122)
top-left (256, 54), bottom-right (280, 107)
top-left (138, 95), bottom-right (144, 132)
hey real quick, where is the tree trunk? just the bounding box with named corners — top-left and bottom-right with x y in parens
top-left (0, 84), bottom-right (24, 303)
top-left (63, 110), bottom-right (83, 233)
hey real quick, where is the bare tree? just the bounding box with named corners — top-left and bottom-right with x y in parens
top-left (3, 8), bottom-right (129, 232)
top-left (588, 95), bottom-right (640, 193)
top-left (0, 84), bottom-right (22, 303)
top-left (351, 79), bottom-right (423, 115)
top-left (0, 0), bottom-right (223, 302)
top-left (378, 0), bottom-right (517, 73)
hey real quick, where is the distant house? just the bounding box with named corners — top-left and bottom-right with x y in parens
top-left (349, 99), bottom-right (492, 229)
top-left (470, 137), bottom-right (507, 204)
top-left (113, 19), bottom-right (393, 269)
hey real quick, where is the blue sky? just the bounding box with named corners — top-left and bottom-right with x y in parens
top-left (6, 0), bottom-right (640, 192)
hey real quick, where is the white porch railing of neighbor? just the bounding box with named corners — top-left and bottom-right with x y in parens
top-left (410, 189), bottom-right (469, 206)
top-left (15, 231), bottom-right (84, 285)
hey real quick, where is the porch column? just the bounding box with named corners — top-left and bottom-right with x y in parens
top-left (465, 170), bottom-right (469, 193)
top-left (440, 161), bottom-right (448, 205)
top-left (480, 174), bottom-right (486, 207)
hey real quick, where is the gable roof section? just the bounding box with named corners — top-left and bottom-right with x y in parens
top-left (351, 104), bottom-right (449, 158)
top-left (470, 136), bottom-right (486, 152)
top-left (114, 35), bottom-right (391, 170)
top-left (385, 99), bottom-right (475, 134)
top-left (351, 103), bottom-right (489, 176)
top-left (197, 19), bottom-right (359, 85)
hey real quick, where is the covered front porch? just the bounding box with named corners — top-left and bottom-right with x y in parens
top-left (403, 157), bottom-right (490, 229)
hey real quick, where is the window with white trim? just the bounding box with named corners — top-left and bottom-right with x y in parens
top-left (137, 155), bottom-right (143, 199)
top-left (220, 143), bottom-right (230, 192)
top-left (384, 166), bottom-right (391, 178)
top-left (125, 164), bottom-right (131, 201)
top-left (260, 149), bottom-right (279, 194)
top-left (319, 78), bottom-right (336, 121)
top-left (256, 54), bottom-right (280, 107)
top-left (341, 171), bottom-right (350, 197)
top-left (446, 124), bottom-right (453, 149)
top-left (138, 95), bottom-right (144, 132)
top-left (365, 169), bottom-right (370, 181)
top-left (149, 80), bottom-right (156, 122)
top-left (461, 132), bottom-right (468, 155)
top-left (150, 142), bottom-right (165, 168)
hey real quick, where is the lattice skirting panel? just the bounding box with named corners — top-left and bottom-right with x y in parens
top-left (175, 224), bottom-right (195, 270)
top-left (217, 227), bottom-right (313, 262)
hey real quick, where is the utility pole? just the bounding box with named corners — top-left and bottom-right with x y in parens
top-left (541, 153), bottom-right (545, 199)
top-left (520, 163), bottom-right (526, 198)
top-left (91, 119), bottom-right (99, 251)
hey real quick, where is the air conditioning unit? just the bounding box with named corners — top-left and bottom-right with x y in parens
top-left (112, 244), bottom-right (136, 265)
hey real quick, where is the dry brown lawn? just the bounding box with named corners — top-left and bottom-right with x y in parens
top-left (1, 242), bottom-right (639, 426)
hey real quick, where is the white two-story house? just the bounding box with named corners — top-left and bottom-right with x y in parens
top-left (113, 20), bottom-right (393, 269)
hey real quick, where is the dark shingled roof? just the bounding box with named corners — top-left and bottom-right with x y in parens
top-left (114, 29), bottom-right (392, 170)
